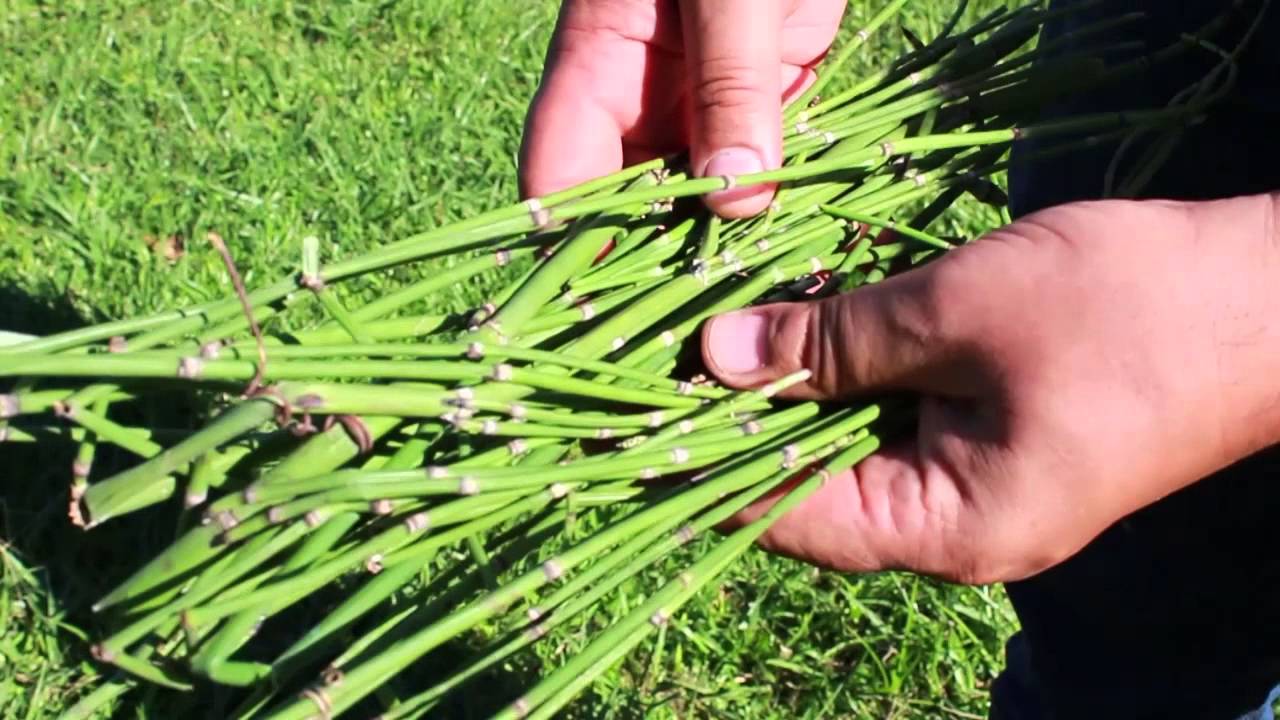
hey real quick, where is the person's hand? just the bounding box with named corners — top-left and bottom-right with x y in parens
top-left (519, 0), bottom-right (846, 218)
top-left (701, 194), bottom-right (1280, 584)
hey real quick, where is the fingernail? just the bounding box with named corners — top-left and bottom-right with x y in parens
top-left (705, 310), bottom-right (769, 375)
top-left (702, 146), bottom-right (765, 182)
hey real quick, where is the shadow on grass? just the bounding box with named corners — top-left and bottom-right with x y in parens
top-left (0, 285), bottom-right (90, 337)
top-left (0, 285), bottom-right (196, 715)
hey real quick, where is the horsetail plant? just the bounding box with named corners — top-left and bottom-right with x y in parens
top-left (1, 1), bottom-right (1262, 717)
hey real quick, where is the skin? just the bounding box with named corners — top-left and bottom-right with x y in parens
top-left (520, 0), bottom-right (1280, 585)
top-left (519, 0), bottom-right (845, 218)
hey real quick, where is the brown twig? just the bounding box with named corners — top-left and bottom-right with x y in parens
top-left (323, 414), bottom-right (374, 454)
top-left (207, 232), bottom-right (268, 396)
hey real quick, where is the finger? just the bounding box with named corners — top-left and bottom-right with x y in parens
top-left (519, 0), bottom-right (680, 200)
top-left (726, 393), bottom-right (992, 581)
top-left (779, 0), bottom-right (847, 66)
top-left (679, 0), bottom-right (785, 219)
top-left (729, 441), bottom-right (962, 576)
top-left (777, 0), bottom-right (846, 111)
top-left (519, 71), bottom-right (625, 201)
top-left (700, 264), bottom-right (969, 400)
top-left (780, 63), bottom-right (815, 108)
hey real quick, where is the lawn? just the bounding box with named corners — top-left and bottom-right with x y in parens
top-left (0, 1), bottom-right (1020, 718)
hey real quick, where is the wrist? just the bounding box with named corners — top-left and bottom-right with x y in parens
top-left (1181, 192), bottom-right (1280, 465)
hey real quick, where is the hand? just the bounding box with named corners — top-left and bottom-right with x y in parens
top-left (701, 195), bottom-right (1280, 584)
top-left (519, 0), bottom-right (846, 218)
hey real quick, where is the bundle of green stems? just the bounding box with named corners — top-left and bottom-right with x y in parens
top-left (0, 2), bottom-right (1244, 717)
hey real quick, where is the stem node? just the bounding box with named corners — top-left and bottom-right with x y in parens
top-left (177, 357), bottom-right (204, 379)
top-left (405, 512), bottom-right (431, 533)
top-left (301, 686), bottom-right (334, 720)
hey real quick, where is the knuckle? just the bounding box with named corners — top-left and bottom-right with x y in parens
top-left (905, 248), bottom-right (985, 348)
top-left (881, 270), bottom-right (953, 360)
top-left (563, 0), bottom-right (660, 41)
top-left (691, 56), bottom-right (772, 113)
top-left (916, 255), bottom-right (967, 328)
top-left (802, 298), bottom-right (853, 395)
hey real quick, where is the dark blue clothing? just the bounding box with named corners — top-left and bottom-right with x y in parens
top-left (994, 2), bottom-right (1280, 719)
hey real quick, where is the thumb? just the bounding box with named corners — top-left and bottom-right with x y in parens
top-left (680, 0), bottom-right (784, 219)
top-left (700, 268), bottom-right (962, 400)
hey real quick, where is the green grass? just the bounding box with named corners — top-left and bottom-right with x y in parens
top-left (0, 1), bottom-right (1020, 717)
